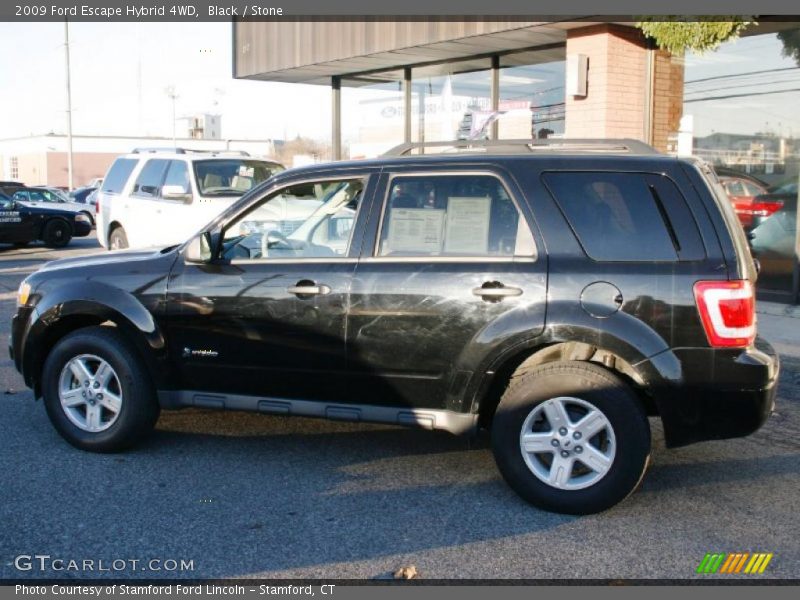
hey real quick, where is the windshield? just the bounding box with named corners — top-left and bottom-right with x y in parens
top-left (50, 189), bottom-right (70, 202)
top-left (193, 159), bottom-right (283, 197)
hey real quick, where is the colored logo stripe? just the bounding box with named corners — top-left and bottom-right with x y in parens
top-left (698, 553), bottom-right (773, 574)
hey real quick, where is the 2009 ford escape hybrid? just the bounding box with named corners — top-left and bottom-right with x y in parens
top-left (10, 139), bottom-right (779, 514)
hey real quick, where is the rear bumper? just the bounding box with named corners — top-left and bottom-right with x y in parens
top-left (643, 338), bottom-right (779, 448)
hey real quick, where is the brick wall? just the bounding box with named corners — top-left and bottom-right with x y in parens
top-left (652, 50), bottom-right (685, 152)
top-left (46, 152), bottom-right (119, 188)
top-left (565, 24), bottom-right (683, 152)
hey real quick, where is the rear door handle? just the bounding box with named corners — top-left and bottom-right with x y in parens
top-left (287, 283), bottom-right (331, 297)
top-left (472, 283), bottom-right (523, 300)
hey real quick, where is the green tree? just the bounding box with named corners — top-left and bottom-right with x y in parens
top-left (635, 19), bottom-right (755, 55)
top-left (777, 28), bottom-right (800, 65)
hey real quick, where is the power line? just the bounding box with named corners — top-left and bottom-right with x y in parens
top-left (684, 87), bottom-right (800, 103)
top-left (685, 66), bottom-right (800, 85)
top-left (685, 76), bottom-right (800, 96)
top-left (686, 72), bottom-right (800, 91)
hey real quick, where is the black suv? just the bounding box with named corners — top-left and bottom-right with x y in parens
top-left (10, 139), bottom-right (779, 514)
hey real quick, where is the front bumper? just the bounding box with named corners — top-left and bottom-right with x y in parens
top-left (644, 338), bottom-right (779, 448)
top-left (9, 308), bottom-right (34, 386)
top-left (74, 221), bottom-right (92, 237)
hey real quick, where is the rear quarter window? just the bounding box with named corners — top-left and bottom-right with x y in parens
top-left (101, 158), bottom-right (138, 195)
top-left (542, 171), bottom-right (705, 262)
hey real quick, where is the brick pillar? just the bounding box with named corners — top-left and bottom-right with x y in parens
top-left (565, 24), bottom-right (684, 152)
top-left (652, 48), bottom-right (685, 153)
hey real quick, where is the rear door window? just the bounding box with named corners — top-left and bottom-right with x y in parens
top-left (542, 171), bottom-right (704, 262)
top-left (101, 158), bottom-right (138, 195)
top-left (376, 174), bottom-right (536, 258)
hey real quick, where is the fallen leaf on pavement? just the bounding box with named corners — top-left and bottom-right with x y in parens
top-left (393, 565), bottom-right (419, 579)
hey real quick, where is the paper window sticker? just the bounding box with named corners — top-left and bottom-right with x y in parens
top-left (443, 196), bottom-right (491, 254)
top-left (386, 208), bottom-right (445, 254)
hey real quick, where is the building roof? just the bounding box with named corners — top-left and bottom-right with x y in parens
top-left (233, 20), bottom-right (593, 85)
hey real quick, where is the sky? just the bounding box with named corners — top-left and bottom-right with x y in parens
top-left (0, 22), bottom-right (798, 143)
top-left (0, 22), bottom-right (332, 141)
top-left (683, 31), bottom-right (799, 138)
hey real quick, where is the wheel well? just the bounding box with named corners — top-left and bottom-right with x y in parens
top-left (31, 316), bottom-right (150, 397)
top-left (476, 342), bottom-right (656, 428)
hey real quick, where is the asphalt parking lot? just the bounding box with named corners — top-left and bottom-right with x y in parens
top-left (1, 234), bottom-right (798, 581)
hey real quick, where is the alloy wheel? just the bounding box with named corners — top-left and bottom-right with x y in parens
top-left (519, 396), bottom-right (616, 490)
top-left (58, 354), bottom-right (123, 433)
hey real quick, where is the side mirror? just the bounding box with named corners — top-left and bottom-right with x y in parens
top-left (162, 184), bottom-right (192, 203)
top-left (184, 232), bottom-right (213, 264)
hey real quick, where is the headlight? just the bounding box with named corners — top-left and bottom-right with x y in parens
top-left (17, 281), bottom-right (31, 307)
top-left (75, 214), bottom-right (91, 224)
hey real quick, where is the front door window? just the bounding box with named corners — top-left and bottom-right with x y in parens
top-left (220, 178), bottom-right (364, 260)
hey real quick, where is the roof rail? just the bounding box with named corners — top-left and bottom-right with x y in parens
top-left (382, 138), bottom-right (660, 157)
top-left (131, 147), bottom-right (187, 154)
top-left (130, 147), bottom-right (251, 157)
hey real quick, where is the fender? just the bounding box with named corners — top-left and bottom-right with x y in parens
top-left (462, 301), bottom-right (683, 413)
top-left (20, 280), bottom-right (168, 390)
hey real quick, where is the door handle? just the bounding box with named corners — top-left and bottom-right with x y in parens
top-left (287, 283), bottom-right (331, 297)
top-left (472, 282), bottom-right (523, 300)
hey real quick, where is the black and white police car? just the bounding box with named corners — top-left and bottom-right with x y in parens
top-left (0, 191), bottom-right (92, 248)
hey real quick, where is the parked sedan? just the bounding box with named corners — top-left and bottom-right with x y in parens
top-left (0, 180), bottom-right (24, 196)
top-left (719, 174), bottom-right (772, 231)
top-left (69, 186), bottom-right (98, 205)
top-left (12, 186), bottom-right (95, 226)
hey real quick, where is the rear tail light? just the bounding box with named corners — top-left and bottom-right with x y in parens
top-left (694, 280), bottom-right (755, 348)
top-left (733, 199), bottom-right (783, 218)
top-left (748, 200), bottom-right (783, 217)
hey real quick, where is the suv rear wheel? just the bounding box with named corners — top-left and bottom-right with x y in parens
top-left (41, 327), bottom-right (160, 452)
top-left (491, 360), bottom-right (650, 515)
top-left (42, 219), bottom-right (72, 248)
top-left (108, 226), bottom-right (128, 250)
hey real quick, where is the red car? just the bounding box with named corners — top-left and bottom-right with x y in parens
top-left (718, 174), bottom-right (782, 231)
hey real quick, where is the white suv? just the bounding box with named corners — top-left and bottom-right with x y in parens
top-left (96, 149), bottom-right (284, 250)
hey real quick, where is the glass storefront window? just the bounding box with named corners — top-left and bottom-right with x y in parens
top-left (683, 26), bottom-right (800, 301)
top-left (342, 72), bottom-right (404, 159)
top-left (497, 49), bottom-right (565, 140)
top-left (411, 58), bottom-right (493, 146)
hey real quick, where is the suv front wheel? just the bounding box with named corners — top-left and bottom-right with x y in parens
top-left (492, 360), bottom-right (650, 515)
top-left (41, 327), bottom-right (160, 452)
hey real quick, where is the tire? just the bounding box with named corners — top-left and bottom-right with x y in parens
top-left (12, 241), bottom-right (29, 248)
top-left (41, 326), bottom-right (160, 452)
top-left (491, 360), bottom-right (650, 515)
top-left (108, 226), bottom-right (128, 250)
top-left (42, 219), bottom-right (72, 248)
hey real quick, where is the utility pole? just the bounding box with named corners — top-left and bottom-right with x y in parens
top-left (64, 21), bottom-right (74, 191)
top-left (165, 86), bottom-right (179, 146)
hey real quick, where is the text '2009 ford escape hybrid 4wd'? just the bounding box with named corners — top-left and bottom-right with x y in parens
top-left (10, 139), bottom-right (779, 514)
